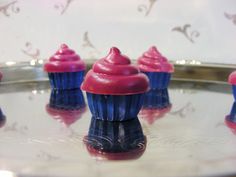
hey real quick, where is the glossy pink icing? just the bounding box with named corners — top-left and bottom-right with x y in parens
top-left (81, 47), bottom-right (149, 95)
top-left (138, 46), bottom-right (174, 73)
top-left (228, 71), bottom-right (236, 85)
top-left (44, 44), bottom-right (86, 73)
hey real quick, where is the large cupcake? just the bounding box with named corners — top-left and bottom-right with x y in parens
top-left (228, 71), bottom-right (236, 100)
top-left (81, 47), bottom-right (149, 121)
top-left (44, 44), bottom-right (86, 90)
top-left (84, 118), bottom-right (146, 160)
top-left (137, 46), bottom-right (174, 90)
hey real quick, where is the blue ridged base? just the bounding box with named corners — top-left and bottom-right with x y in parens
top-left (86, 93), bottom-right (144, 121)
top-left (143, 72), bottom-right (171, 89)
top-left (142, 88), bottom-right (170, 109)
top-left (48, 71), bottom-right (84, 90)
top-left (86, 118), bottom-right (145, 153)
top-left (0, 108), bottom-right (6, 127)
top-left (228, 101), bottom-right (236, 123)
top-left (233, 86), bottom-right (236, 100)
top-left (49, 89), bottom-right (85, 110)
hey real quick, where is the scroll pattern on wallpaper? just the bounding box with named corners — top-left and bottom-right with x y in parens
top-left (0, 0), bottom-right (236, 61)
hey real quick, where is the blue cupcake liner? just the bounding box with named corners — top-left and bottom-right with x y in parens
top-left (49, 89), bottom-right (85, 110)
top-left (143, 72), bottom-right (171, 89)
top-left (48, 71), bottom-right (84, 90)
top-left (142, 88), bottom-right (170, 109)
top-left (85, 118), bottom-right (145, 153)
top-left (233, 85), bottom-right (236, 100)
top-left (86, 93), bottom-right (144, 121)
top-left (227, 101), bottom-right (236, 123)
top-left (0, 108), bottom-right (6, 127)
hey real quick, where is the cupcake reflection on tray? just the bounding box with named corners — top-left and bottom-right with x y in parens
top-left (225, 101), bottom-right (236, 134)
top-left (46, 89), bottom-right (86, 126)
top-left (140, 105), bottom-right (172, 124)
top-left (84, 118), bottom-right (146, 160)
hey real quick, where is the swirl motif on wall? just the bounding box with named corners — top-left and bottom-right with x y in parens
top-left (224, 12), bottom-right (236, 25)
top-left (3, 122), bottom-right (28, 135)
top-left (82, 31), bottom-right (100, 58)
top-left (170, 102), bottom-right (195, 118)
top-left (37, 151), bottom-right (60, 161)
top-left (137, 0), bottom-right (157, 17)
top-left (172, 24), bottom-right (200, 43)
top-left (54, 0), bottom-right (74, 15)
top-left (0, 0), bottom-right (20, 17)
top-left (21, 42), bottom-right (40, 60)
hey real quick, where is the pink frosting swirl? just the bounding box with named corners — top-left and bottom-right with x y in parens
top-left (44, 44), bottom-right (85, 73)
top-left (228, 71), bottom-right (236, 85)
top-left (81, 47), bottom-right (149, 95)
top-left (138, 46), bottom-right (174, 73)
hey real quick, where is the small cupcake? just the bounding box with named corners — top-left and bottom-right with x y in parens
top-left (84, 118), bottom-right (146, 160)
top-left (137, 46), bottom-right (174, 90)
top-left (46, 89), bottom-right (86, 126)
top-left (81, 47), bottom-right (149, 121)
top-left (44, 44), bottom-right (86, 90)
top-left (228, 71), bottom-right (236, 100)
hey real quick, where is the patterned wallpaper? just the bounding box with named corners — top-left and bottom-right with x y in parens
top-left (0, 0), bottom-right (236, 64)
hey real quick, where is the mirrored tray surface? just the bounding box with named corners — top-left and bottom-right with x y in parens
top-left (0, 61), bottom-right (235, 177)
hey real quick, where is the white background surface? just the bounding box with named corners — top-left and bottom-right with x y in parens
top-left (0, 0), bottom-right (236, 64)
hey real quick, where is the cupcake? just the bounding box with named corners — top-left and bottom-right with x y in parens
top-left (228, 71), bottom-right (236, 100)
top-left (137, 46), bottom-right (174, 90)
top-left (225, 101), bottom-right (236, 134)
top-left (44, 44), bottom-right (86, 90)
top-left (81, 47), bottom-right (149, 121)
top-left (84, 118), bottom-right (146, 160)
top-left (46, 89), bottom-right (86, 126)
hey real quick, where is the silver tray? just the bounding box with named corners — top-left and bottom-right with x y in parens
top-left (0, 60), bottom-right (236, 177)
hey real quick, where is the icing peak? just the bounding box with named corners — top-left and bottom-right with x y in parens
top-left (81, 47), bottom-right (149, 95)
top-left (143, 46), bottom-right (163, 60)
top-left (50, 44), bottom-right (80, 61)
top-left (105, 47), bottom-right (130, 65)
top-left (138, 46), bottom-right (174, 73)
top-left (44, 44), bottom-right (85, 73)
